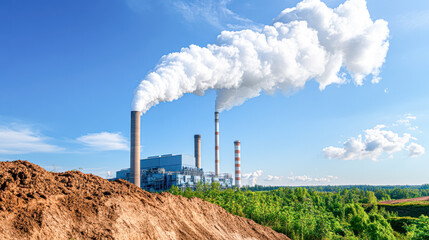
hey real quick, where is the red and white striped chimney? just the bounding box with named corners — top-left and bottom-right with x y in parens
top-left (215, 112), bottom-right (220, 176)
top-left (234, 140), bottom-right (241, 188)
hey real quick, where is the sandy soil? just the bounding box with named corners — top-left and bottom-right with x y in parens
top-left (0, 160), bottom-right (290, 240)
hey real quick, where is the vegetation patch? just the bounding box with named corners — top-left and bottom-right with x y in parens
top-left (171, 184), bottom-right (429, 240)
top-left (379, 203), bottom-right (429, 218)
top-left (388, 217), bottom-right (417, 234)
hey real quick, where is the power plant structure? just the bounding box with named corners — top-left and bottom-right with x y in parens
top-left (114, 111), bottom-right (238, 191)
top-left (115, 153), bottom-right (232, 191)
top-left (130, 111), bottom-right (141, 186)
top-left (215, 111), bottom-right (220, 176)
top-left (194, 134), bottom-right (201, 168)
top-left (234, 140), bottom-right (241, 188)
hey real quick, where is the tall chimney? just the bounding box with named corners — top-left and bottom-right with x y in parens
top-left (194, 134), bottom-right (201, 168)
top-left (130, 111), bottom-right (141, 187)
top-left (234, 140), bottom-right (241, 188)
top-left (215, 112), bottom-right (220, 176)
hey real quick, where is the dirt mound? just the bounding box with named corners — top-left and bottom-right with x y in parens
top-left (0, 160), bottom-right (289, 240)
top-left (379, 196), bottom-right (429, 204)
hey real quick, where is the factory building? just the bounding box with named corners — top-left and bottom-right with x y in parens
top-left (115, 153), bottom-right (233, 191)
top-left (124, 110), bottom-right (236, 191)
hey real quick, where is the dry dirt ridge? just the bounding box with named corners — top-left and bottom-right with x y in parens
top-left (379, 196), bottom-right (429, 204)
top-left (0, 160), bottom-right (289, 240)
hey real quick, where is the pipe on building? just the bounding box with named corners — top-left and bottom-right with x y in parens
top-left (234, 140), bottom-right (241, 188)
top-left (130, 111), bottom-right (141, 187)
top-left (215, 112), bottom-right (220, 176)
top-left (194, 134), bottom-right (201, 168)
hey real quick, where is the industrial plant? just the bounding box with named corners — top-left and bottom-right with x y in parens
top-left (113, 111), bottom-right (240, 191)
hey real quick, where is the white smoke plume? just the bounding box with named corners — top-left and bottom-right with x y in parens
top-left (242, 170), bottom-right (263, 186)
top-left (132, 0), bottom-right (389, 113)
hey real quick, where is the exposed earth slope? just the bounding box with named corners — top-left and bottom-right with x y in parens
top-left (379, 196), bottom-right (429, 204)
top-left (0, 160), bottom-right (289, 240)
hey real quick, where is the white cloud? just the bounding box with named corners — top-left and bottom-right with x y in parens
top-left (324, 118), bottom-right (425, 160)
top-left (77, 132), bottom-right (129, 151)
top-left (287, 175), bottom-right (338, 183)
top-left (405, 114), bottom-right (417, 120)
top-left (391, 114), bottom-right (419, 131)
top-left (125, 0), bottom-right (258, 30)
top-left (42, 165), bottom-right (115, 178)
top-left (264, 175), bottom-right (283, 181)
top-left (288, 175), bottom-right (313, 182)
top-left (0, 125), bottom-right (63, 154)
top-left (173, 0), bottom-right (259, 30)
top-left (242, 170), bottom-right (263, 186)
top-left (314, 176), bottom-right (339, 183)
top-left (394, 113), bottom-right (415, 124)
top-left (406, 143), bottom-right (425, 158)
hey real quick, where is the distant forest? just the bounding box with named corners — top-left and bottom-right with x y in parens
top-left (170, 184), bottom-right (429, 239)
top-left (248, 184), bottom-right (429, 190)
top-left (246, 184), bottom-right (429, 200)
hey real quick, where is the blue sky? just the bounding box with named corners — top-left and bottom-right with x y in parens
top-left (0, 0), bottom-right (428, 185)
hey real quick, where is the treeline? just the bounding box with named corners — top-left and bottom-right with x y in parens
top-left (247, 184), bottom-right (429, 201)
top-left (170, 183), bottom-right (429, 240)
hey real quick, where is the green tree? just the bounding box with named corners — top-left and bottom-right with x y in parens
top-left (362, 191), bottom-right (378, 205)
top-left (405, 215), bottom-right (429, 240)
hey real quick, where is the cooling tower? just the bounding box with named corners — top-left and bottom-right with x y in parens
top-left (215, 112), bottom-right (220, 176)
top-left (130, 111), bottom-right (141, 187)
top-left (234, 140), bottom-right (241, 188)
top-left (194, 134), bottom-right (201, 168)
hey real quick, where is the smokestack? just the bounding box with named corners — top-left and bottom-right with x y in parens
top-left (215, 112), bottom-right (220, 176)
top-left (194, 134), bottom-right (201, 168)
top-left (130, 111), bottom-right (141, 187)
top-left (234, 140), bottom-right (241, 188)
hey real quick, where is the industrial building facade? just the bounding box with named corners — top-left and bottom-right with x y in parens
top-left (126, 110), bottom-right (239, 191)
top-left (115, 154), bottom-right (233, 191)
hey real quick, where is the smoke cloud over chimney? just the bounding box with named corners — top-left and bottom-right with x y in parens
top-left (132, 0), bottom-right (389, 114)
